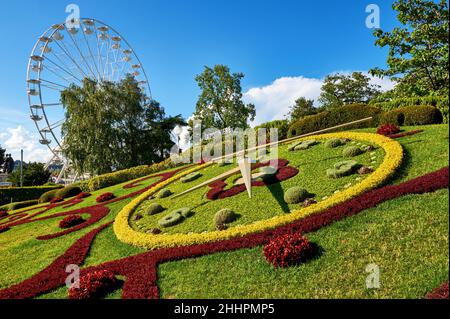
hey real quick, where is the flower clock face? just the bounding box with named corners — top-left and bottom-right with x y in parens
top-left (115, 132), bottom-right (403, 250)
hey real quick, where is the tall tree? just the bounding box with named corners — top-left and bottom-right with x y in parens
top-left (61, 76), bottom-right (183, 175)
top-left (318, 72), bottom-right (381, 109)
top-left (286, 97), bottom-right (319, 122)
top-left (7, 162), bottom-right (50, 187)
top-left (193, 65), bottom-right (256, 131)
top-left (370, 0), bottom-right (449, 96)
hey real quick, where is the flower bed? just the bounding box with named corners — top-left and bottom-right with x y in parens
top-left (263, 232), bottom-right (314, 268)
top-left (96, 192), bottom-right (116, 203)
top-left (425, 281), bottom-right (449, 299)
top-left (113, 132), bottom-right (404, 250)
top-left (377, 123), bottom-right (400, 136)
top-left (76, 192), bottom-right (91, 199)
top-left (59, 215), bottom-right (85, 229)
top-left (49, 197), bottom-right (64, 204)
top-left (68, 269), bottom-right (120, 299)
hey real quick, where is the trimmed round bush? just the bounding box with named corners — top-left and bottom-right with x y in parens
top-left (326, 160), bottom-right (359, 178)
top-left (38, 189), bottom-right (59, 203)
top-left (342, 146), bottom-right (363, 158)
top-left (284, 187), bottom-right (311, 204)
top-left (68, 270), bottom-right (119, 299)
top-left (156, 188), bottom-right (172, 198)
top-left (96, 192), bottom-right (115, 203)
top-left (376, 123), bottom-right (400, 136)
top-left (181, 172), bottom-right (202, 183)
top-left (263, 232), bottom-right (315, 268)
top-left (324, 138), bottom-right (344, 148)
top-left (214, 208), bottom-right (237, 226)
top-left (55, 185), bottom-right (82, 199)
top-left (146, 203), bottom-right (165, 215)
top-left (158, 210), bottom-right (185, 228)
top-left (59, 215), bottom-right (85, 228)
top-left (380, 105), bottom-right (443, 126)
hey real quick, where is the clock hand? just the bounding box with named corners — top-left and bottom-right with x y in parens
top-left (238, 157), bottom-right (252, 198)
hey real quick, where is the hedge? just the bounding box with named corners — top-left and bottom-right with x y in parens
top-left (0, 185), bottom-right (63, 206)
top-left (0, 199), bottom-right (39, 211)
top-left (254, 120), bottom-right (289, 140)
top-left (380, 105), bottom-right (443, 126)
top-left (288, 104), bottom-right (381, 137)
top-left (370, 96), bottom-right (449, 123)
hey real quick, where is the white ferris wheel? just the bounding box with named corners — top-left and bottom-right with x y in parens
top-left (26, 18), bottom-right (152, 183)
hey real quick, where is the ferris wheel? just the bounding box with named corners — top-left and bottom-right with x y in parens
top-left (26, 18), bottom-right (152, 182)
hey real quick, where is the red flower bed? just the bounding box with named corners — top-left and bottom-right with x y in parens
top-left (388, 129), bottom-right (424, 139)
top-left (0, 211), bottom-right (8, 218)
top-left (76, 192), bottom-right (91, 199)
top-left (0, 226), bottom-right (10, 233)
top-left (0, 167), bottom-right (447, 299)
top-left (207, 159), bottom-right (298, 200)
top-left (96, 192), bottom-right (115, 203)
top-left (50, 197), bottom-right (64, 204)
top-left (59, 215), bottom-right (85, 229)
top-left (263, 232), bottom-right (315, 268)
top-left (68, 269), bottom-right (120, 299)
top-left (425, 281), bottom-right (449, 299)
top-left (377, 123), bottom-right (400, 136)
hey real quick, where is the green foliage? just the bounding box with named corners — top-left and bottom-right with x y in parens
top-left (283, 187), bottom-right (311, 204)
top-left (55, 186), bottom-right (82, 199)
top-left (342, 146), bottom-right (364, 158)
top-left (288, 104), bottom-right (381, 137)
top-left (318, 72), bottom-right (382, 109)
top-left (7, 162), bottom-right (51, 187)
top-left (181, 172), bottom-right (202, 183)
top-left (38, 189), bottom-right (60, 203)
top-left (324, 139), bottom-right (344, 148)
top-left (380, 105), bottom-right (443, 126)
top-left (214, 209), bottom-right (237, 226)
top-left (287, 97), bottom-right (320, 122)
top-left (156, 188), bottom-right (173, 199)
top-left (370, 0), bottom-right (449, 96)
top-left (0, 185), bottom-right (62, 206)
top-left (326, 160), bottom-right (360, 178)
top-left (158, 208), bottom-right (191, 228)
top-left (291, 140), bottom-right (318, 151)
top-left (191, 64), bottom-right (256, 131)
top-left (0, 199), bottom-right (39, 212)
top-left (61, 76), bottom-right (184, 176)
top-left (146, 203), bottom-right (165, 215)
top-left (0, 144), bottom-right (5, 168)
top-left (254, 120), bottom-right (289, 140)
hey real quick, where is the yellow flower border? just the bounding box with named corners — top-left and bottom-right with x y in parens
top-left (113, 132), bottom-right (403, 249)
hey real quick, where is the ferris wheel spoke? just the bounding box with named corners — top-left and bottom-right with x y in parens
top-left (44, 63), bottom-right (80, 85)
top-left (45, 55), bottom-right (83, 83)
top-left (40, 79), bottom-right (68, 89)
top-left (54, 38), bottom-right (90, 79)
top-left (93, 22), bottom-right (105, 82)
top-left (66, 29), bottom-right (97, 80)
top-left (81, 27), bottom-right (102, 81)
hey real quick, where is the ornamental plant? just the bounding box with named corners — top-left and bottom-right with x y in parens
top-left (0, 210), bottom-right (8, 218)
top-left (68, 269), bottom-right (120, 299)
top-left (96, 192), bottom-right (115, 203)
top-left (50, 197), bottom-right (64, 204)
top-left (76, 192), bottom-right (91, 199)
top-left (263, 232), bottom-right (315, 268)
top-left (376, 123), bottom-right (401, 136)
top-left (59, 215), bottom-right (85, 228)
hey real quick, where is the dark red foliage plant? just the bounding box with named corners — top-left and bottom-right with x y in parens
top-left (59, 215), bottom-right (85, 229)
top-left (425, 281), bottom-right (449, 299)
top-left (68, 269), bottom-right (120, 299)
top-left (76, 192), bottom-right (91, 199)
top-left (263, 232), bottom-right (315, 268)
top-left (0, 226), bottom-right (10, 234)
top-left (0, 211), bottom-right (8, 218)
top-left (96, 192), bottom-right (115, 203)
top-left (376, 123), bottom-right (400, 136)
top-left (50, 197), bottom-right (64, 204)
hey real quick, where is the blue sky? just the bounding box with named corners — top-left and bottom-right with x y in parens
top-left (0, 0), bottom-right (399, 162)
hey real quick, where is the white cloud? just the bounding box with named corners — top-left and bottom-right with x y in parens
top-left (243, 72), bottom-right (395, 126)
top-left (0, 126), bottom-right (52, 163)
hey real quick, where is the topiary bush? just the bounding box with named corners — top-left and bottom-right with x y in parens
top-left (38, 188), bottom-right (60, 203)
top-left (0, 199), bottom-right (39, 211)
top-left (288, 140), bottom-right (318, 151)
top-left (59, 215), bottom-right (85, 228)
top-left (284, 187), bottom-right (312, 204)
top-left (146, 203), bottom-right (165, 215)
top-left (342, 146), bottom-right (364, 158)
top-left (50, 197), bottom-right (64, 204)
top-left (181, 172), bottom-right (202, 183)
top-left (380, 105), bottom-right (443, 126)
top-left (214, 208), bottom-right (237, 227)
top-left (326, 160), bottom-right (360, 178)
top-left (324, 138), bottom-right (344, 148)
top-left (0, 185), bottom-right (63, 206)
top-left (156, 188), bottom-right (172, 199)
top-left (288, 104), bottom-right (381, 137)
top-left (55, 185), bottom-right (82, 199)
top-left (263, 232), bottom-right (315, 268)
top-left (76, 192), bottom-right (91, 199)
top-left (376, 123), bottom-right (400, 136)
top-left (68, 269), bottom-right (120, 299)
top-left (158, 209), bottom-right (186, 228)
top-left (95, 192), bottom-right (115, 203)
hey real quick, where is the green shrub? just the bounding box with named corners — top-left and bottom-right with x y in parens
top-left (0, 185), bottom-right (63, 206)
top-left (146, 203), bottom-right (165, 215)
top-left (342, 146), bottom-right (364, 158)
top-left (259, 166), bottom-right (277, 176)
top-left (288, 140), bottom-right (318, 151)
top-left (326, 160), bottom-right (359, 178)
top-left (380, 105), bottom-right (443, 126)
top-left (156, 188), bottom-right (172, 199)
top-left (324, 139), bottom-right (344, 148)
top-left (181, 172), bottom-right (202, 183)
top-left (254, 119), bottom-right (289, 140)
top-left (370, 95), bottom-right (449, 123)
top-left (55, 185), bottom-right (82, 199)
top-left (38, 189), bottom-right (60, 203)
top-left (158, 208), bottom-right (192, 227)
top-left (214, 209), bottom-right (237, 226)
top-left (284, 187), bottom-right (311, 204)
top-left (288, 104), bottom-right (381, 137)
top-left (0, 199), bottom-right (39, 211)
